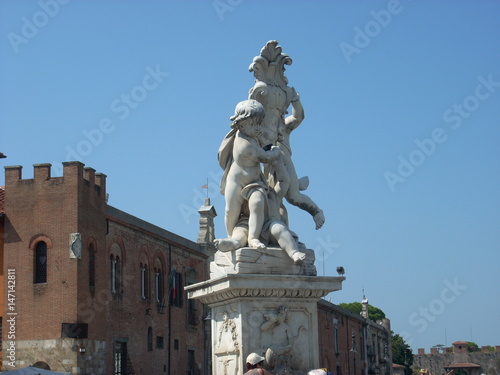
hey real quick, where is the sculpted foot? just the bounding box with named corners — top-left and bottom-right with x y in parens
top-left (313, 209), bottom-right (325, 230)
top-left (215, 238), bottom-right (241, 252)
top-left (292, 251), bottom-right (306, 265)
top-left (248, 238), bottom-right (266, 249)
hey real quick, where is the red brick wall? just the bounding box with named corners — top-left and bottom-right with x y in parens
top-left (317, 301), bottom-right (392, 375)
top-left (318, 302), bottom-right (366, 375)
top-left (3, 163), bottom-right (86, 341)
top-left (102, 218), bottom-right (207, 374)
top-left (2, 163), bottom-right (208, 374)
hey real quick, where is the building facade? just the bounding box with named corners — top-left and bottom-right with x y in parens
top-left (317, 299), bottom-right (392, 375)
top-left (1, 161), bottom-right (392, 375)
top-left (1, 162), bottom-right (208, 374)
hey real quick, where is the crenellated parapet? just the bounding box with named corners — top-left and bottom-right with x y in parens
top-left (414, 343), bottom-right (500, 375)
top-left (417, 343), bottom-right (500, 355)
top-left (4, 161), bottom-right (107, 207)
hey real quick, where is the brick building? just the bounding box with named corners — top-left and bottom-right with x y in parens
top-left (317, 298), bottom-right (392, 375)
top-left (0, 161), bottom-right (392, 375)
top-left (0, 162), bottom-right (208, 374)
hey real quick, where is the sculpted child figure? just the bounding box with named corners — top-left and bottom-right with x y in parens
top-left (249, 40), bottom-right (325, 230)
top-left (219, 99), bottom-right (281, 249)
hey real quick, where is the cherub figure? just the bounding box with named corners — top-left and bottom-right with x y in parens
top-left (218, 99), bottom-right (281, 249)
top-left (249, 40), bottom-right (325, 230)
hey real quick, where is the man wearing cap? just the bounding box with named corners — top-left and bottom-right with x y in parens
top-left (244, 352), bottom-right (273, 375)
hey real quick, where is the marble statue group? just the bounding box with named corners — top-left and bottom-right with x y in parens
top-left (216, 40), bottom-right (324, 265)
top-left (187, 41), bottom-right (343, 375)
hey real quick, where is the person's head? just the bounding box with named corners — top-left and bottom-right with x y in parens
top-left (308, 370), bottom-right (327, 375)
top-left (246, 352), bottom-right (265, 370)
top-left (230, 99), bottom-right (265, 133)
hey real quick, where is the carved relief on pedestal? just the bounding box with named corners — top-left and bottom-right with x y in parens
top-left (247, 305), bottom-right (311, 375)
top-left (217, 355), bottom-right (239, 375)
top-left (214, 310), bottom-right (240, 375)
top-left (215, 310), bottom-right (239, 355)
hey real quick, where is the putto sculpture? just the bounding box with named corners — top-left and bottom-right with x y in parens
top-left (214, 40), bottom-right (325, 277)
top-left (248, 40), bottom-right (324, 230)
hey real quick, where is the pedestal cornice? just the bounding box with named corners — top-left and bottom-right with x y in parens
top-left (186, 274), bottom-right (345, 305)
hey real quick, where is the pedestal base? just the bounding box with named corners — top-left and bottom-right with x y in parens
top-left (186, 274), bottom-right (344, 375)
top-left (211, 246), bottom-right (317, 278)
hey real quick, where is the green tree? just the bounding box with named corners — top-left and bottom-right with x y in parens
top-left (392, 332), bottom-right (413, 374)
top-left (338, 302), bottom-right (386, 321)
top-left (466, 341), bottom-right (479, 352)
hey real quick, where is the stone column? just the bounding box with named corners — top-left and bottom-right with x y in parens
top-left (186, 274), bottom-right (344, 375)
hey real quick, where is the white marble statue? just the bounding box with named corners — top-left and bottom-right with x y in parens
top-left (248, 40), bottom-right (325, 230)
top-left (215, 40), bottom-right (324, 272)
top-left (218, 99), bottom-right (281, 250)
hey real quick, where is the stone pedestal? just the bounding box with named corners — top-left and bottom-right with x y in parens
top-left (186, 274), bottom-right (344, 375)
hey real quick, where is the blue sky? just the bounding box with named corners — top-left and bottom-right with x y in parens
top-left (1, 0), bottom-right (499, 351)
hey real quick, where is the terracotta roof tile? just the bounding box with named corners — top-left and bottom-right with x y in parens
top-left (445, 363), bottom-right (481, 368)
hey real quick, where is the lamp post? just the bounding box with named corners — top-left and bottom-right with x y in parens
top-left (351, 331), bottom-right (358, 375)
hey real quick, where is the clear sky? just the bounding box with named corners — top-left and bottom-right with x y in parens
top-left (1, 0), bottom-right (499, 351)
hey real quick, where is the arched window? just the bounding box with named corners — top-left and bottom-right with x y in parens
top-left (34, 241), bottom-right (47, 284)
top-left (153, 254), bottom-right (166, 313)
top-left (155, 269), bottom-right (163, 304)
top-left (89, 244), bottom-right (96, 292)
top-left (111, 255), bottom-right (121, 294)
top-left (141, 264), bottom-right (149, 300)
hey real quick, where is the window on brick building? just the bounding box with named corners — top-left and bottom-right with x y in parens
top-left (89, 244), bottom-right (96, 293)
top-left (187, 349), bottom-right (196, 375)
top-left (170, 271), bottom-right (183, 308)
top-left (155, 269), bottom-right (163, 303)
top-left (111, 255), bottom-right (121, 294)
top-left (156, 336), bottom-right (164, 349)
top-left (186, 268), bottom-right (198, 325)
top-left (140, 264), bottom-right (149, 300)
top-left (153, 256), bottom-right (167, 313)
top-left (34, 241), bottom-right (47, 284)
top-left (113, 340), bottom-right (128, 375)
top-left (333, 318), bottom-right (339, 355)
top-left (147, 327), bottom-right (153, 352)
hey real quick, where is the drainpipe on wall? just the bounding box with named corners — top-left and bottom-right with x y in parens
top-left (168, 243), bottom-right (172, 375)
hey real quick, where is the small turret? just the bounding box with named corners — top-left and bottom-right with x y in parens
top-left (197, 198), bottom-right (217, 268)
top-left (361, 294), bottom-right (369, 319)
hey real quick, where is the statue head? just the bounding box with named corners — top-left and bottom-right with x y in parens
top-left (230, 99), bottom-right (266, 129)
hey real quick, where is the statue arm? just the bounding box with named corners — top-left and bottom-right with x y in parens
top-left (284, 88), bottom-right (304, 133)
top-left (254, 145), bottom-right (281, 164)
